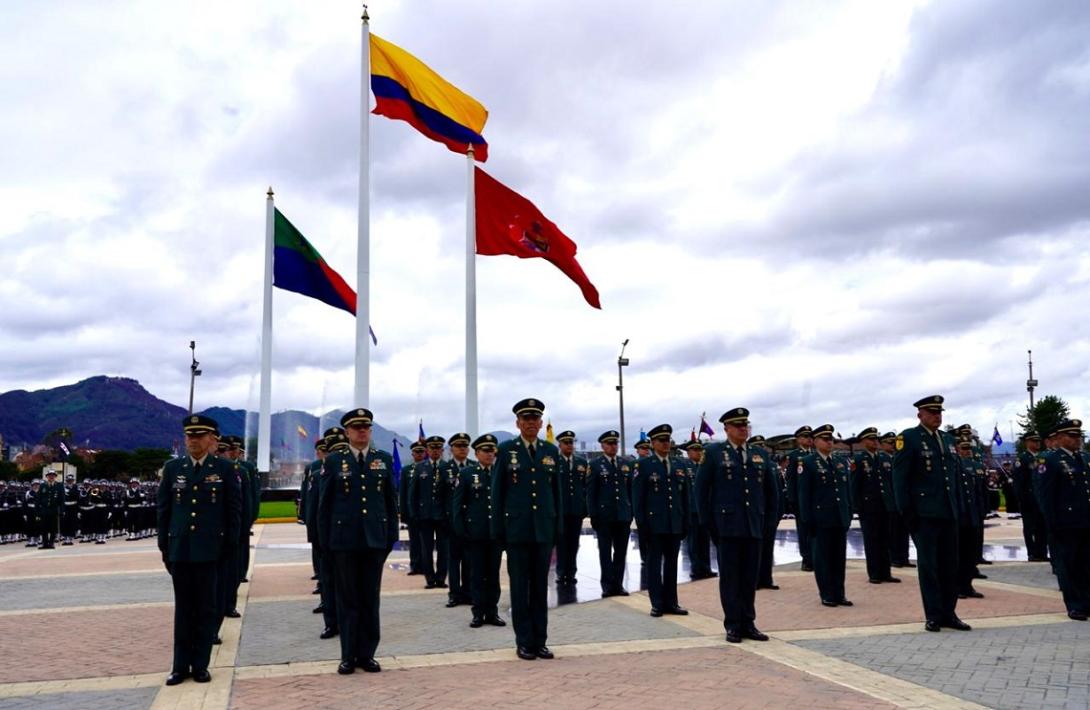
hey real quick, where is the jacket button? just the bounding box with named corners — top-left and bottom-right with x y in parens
top-left (191, 499), bottom-right (197, 504)
top-left (190, 525), bottom-right (196, 530)
top-left (192, 486), bottom-right (198, 491)
top-left (190, 511), bottom-right (196, 517)
top-left (532, 505), bottom-right (537, 510)
top-left (532, 492), bottom-right (537, 498)
top-left (363, 509), bottom-right (368, 514)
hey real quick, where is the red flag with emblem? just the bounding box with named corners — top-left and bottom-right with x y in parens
top-left (474, 167), bottom-right (601, 309)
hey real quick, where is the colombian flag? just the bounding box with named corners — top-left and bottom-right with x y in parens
top-left (370, 34), bottom-right (489, 161)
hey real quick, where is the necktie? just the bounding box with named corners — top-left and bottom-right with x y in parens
top-left (193, 461), bottom-right (202, 476)
top-left (738, 446), bottom-right (746, 464)
top-left (528, 443), bottom-right (536, 459)
top-left (357, 452), bottom-right (365, 468)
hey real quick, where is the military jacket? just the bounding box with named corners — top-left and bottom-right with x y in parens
top-left (752, 445), bottom-right (780, 521)
top-left (238, 459), bottom-right (261, 526)
top-left (408, 458), bottom-right (447, 521)
top-left (586, 455), bottom-right (633, 523)
top-left (1033, 448), bottom-right (1090, 531)
top-left (452, 461), bottom-right (495, 541)
top-left (303, 459), bottom-right (322, 542)
top-left (37, 481), bottom-right (64, 511)
top-left (631, 455), bottom-right (689, 535)
top-left (317, 447), bottom-right (399, 551)
top-left (490, 437), bottom-right (563, 544)
top-left (784, 446), bottom-right (812, 515)
top-left (398, 461), bottom-right (416, 520)
top-left (684, 458), bottom-right (701, 519)
top-left (877, 451), bottom-right (897, 511)
top-left (231, 461), bottom-right (253, 533)
top-left (298, 462), bottom-right (313, 522)
top-left (851, 451), bottom-right (891, 514)
top-left (695, 441), bottom-right (778, 539)
top-left (157, 455), bottom-right (242, 563)
top-left (558, 454), bottom-right (589, 519)
top-left (1012, 450), bottom-right (1039, 512)
top-left (799, 453), bottom-right (852, 529)
top-left (892, 425), bottom-right (960, 521)
top-left (440, 459), bottom-right (472, 523)
top-left (954, 456), bottom-right (985, 526)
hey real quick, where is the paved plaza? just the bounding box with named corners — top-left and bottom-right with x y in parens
top-left (0, 519), bottom-right (1085, 709)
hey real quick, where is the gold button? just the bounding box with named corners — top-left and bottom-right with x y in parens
top-left (532, 505), bottom-right (537, 510)
top-left (363, 509), bottom-right (368, 514)
top-left (190, 524), bottom-right (196, 530)
top-left (192, 485), bottom-right (198, 491)
top-left (191, 499), bottom-right (197, 504)
top-left (362, 497), bottom-right (367, 502)
top-left (532, 492), bottom-right (537, 498)
top-left (190, 511), bottom-right (196, 517)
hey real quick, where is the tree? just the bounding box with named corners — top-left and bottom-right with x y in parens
top-left (0, 460), bottom-right (18, 480)
top-left (89, 450), bottom-right (132, 480)
top-left (1018, 395), bottom-right (1070, 440)
top-left (131, 448), bottom-right (172, 479)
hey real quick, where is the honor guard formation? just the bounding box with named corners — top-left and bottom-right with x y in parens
top-left (17, 393), bottom-right (1086, 689)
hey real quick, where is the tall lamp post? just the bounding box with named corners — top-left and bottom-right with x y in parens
top-left (617, 339), bottom-right (630, 455)
top-left (1026, 349), bottom-right (1038, 409)
top-left (188, 340), bottom-right (202, 415)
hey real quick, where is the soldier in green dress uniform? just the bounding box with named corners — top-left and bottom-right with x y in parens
top-left (314, 430), bottom-right (347, 637)
top-left (695, 407), bottom-right (778, 644)
top-left (785, 426), bottom-right (815, 571)
top-left (37, 470), bottom-right (63, 549)
top-left (632, 424), bottom-right (690, 617)
top-left (317, 408), bottom-right (399, 675)
top-left (453, 434), bottom-right (506, 628)
top-left (893, 395), bottom-right (970, 632)
top-left (851, 427), bottom-right (899, 584)
top-left (555, 430), bottom-right (588, 587)
top-left (491, 398), bottom-right (563, 661)
top-left (799, 425), bottom-right (853, 606)
top-left (881, 432), bottom-right (913, 568)
top-left (230, 436), bottom-right (260, 583)
top-left (400, 441), bottom-right (426, 575)
top-left (1013, 432), bottom-right (1049, 561)
top-left (301, 439), bottom-right (325, 582)
top-left (683, 440), bottom-right (716, 580)
top-left (442, 433), bottom-right (473, 607)
top-left (409, 435), bottom-right (449, 589)
top-left (954, 437), bottom-right (986, 598)
top-left (1032, 419), bottom-right (1090, 620)
top-left (749, 435), bottom-right (781, 590)
top-left (587, 430), bottom-right (633, 597)
top-left (158, 415), bottom-right (242, 686)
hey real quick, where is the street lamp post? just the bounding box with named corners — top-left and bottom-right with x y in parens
top-left (617, 339), bottom-right (630, 455)
top-left (188, 340), bottom-right (203, 415)
top-left (1026, 349), bottom-right (1038, 409)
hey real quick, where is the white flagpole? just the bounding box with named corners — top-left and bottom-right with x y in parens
top-left (354, 5), bottom-right (372, 407)
top-left (257, 187), bottom-right (275, 473)
top-left (465, 148), bottom-right (478, 436)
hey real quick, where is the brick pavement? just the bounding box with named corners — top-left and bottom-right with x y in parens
top-left (0, 572), bottom-right (172, 611)
top-left (0, 550), bottom-right (163, 578)
top-left (0, 686), bottom-right (158, 710)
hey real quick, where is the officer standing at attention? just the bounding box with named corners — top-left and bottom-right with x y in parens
top-left (587, 430), bottom-right (634, 597)
top-left (785, 426), bottom-right (815, 572)
top-left (555, 430), bottom-right (588, 587)
top-left (852, 427), bottom-right (899, 584)
top-left (229, 437), bottom-right (260, 583)
top-left (632, 424), bottom-right (690, 617)
top-left (37, 470), bottom-right (64, 549)
top-left (683, 440), bottom-right (716, 580)
top-left (799, 425), bottom-right (853, 606)
top-left (880, 432), bottom-right (912, 568)
top-left (409, 435), bottom-right (449, 589)
top-left (1014, 432), bottom-right (1049, 561)
top-left (158, 415), bottom-right (241, 686)
top-left (954, 437), bottom-right (986, 599)
top-left (302, 439), bottom-right (326, 582)
top-left (696, 408), bottom-right (778, 644)
top-left (452, 434), bottom-right (506, 628)
top-left (318, 408), bottom-right (399, 675)
top-left (314, 431), bottom-right (348, 638)
top-left (749, 435), bottom-right (781, 590)
top-left (62, 473), bottom-right (79, 545)
top-left (400, 441), bottom-right (427, 576)
top-left (492, 398), bottom-right (563, 661)
top-left (893, 395), bottom-right (970, 632)
top-left (1033, 419), bottom-right (1090, 620)
top-left (442, 433), bottom-right (474, 608)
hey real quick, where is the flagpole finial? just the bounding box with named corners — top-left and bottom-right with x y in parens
top-left (267, 186), bottom-right (274, 198)
top-left (362, 3), bottom-right (369, 22)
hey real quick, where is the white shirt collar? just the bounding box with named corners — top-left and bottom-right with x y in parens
top-left (349, 444), bottom-right (370, 459)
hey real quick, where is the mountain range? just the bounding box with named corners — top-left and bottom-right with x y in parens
top-left (0, 376), bottom-right (514, 456)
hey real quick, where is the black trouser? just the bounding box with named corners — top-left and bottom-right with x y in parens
top-left (467, 539), bottom-right (502, 618)
top-left (448, 530), bottom-right (470, 601)
top-left (505, 541), bottom-right (551, 649)
top-left (310, 540), bottom-right (320, 578)
top-left (218, 545), bottom-right (239, 623)
top-left (716, 537), bottom-right (760, 633)
top-left (1051, 528), bottom-right (1090, 615)
top-left (758, 520), bottom-right (778, 586)
top-left (956, 524), bottom-right (981, 593)
top-left (238, 530), bottom-right (251, 582)
top-left (646, 532), bottom-right (681, 610)
top-left (910, 517), bottom-right (959, 623)
top-left (39, 510), bottom-right (58, 546)
top-left (595, 521), bottom-right (630, 593)
top-left (61, 506), bottom-right (78, 538)
top-left (812, 526), bottom-right (847, 602)
top-left (556, 515), bottom-right (583, 581)
top-left (796, 520), bottom-right (814, 567)
top-left (406, 519), bottom-right (422, 572)
top-left (319, 546), bottom-right (338, 630)
top-left (1021, 502), bottom-right (1049, 559)
top-left (416, 520), bottom-right (448, 584)
top-left (888, 511), bottom-right (911, 564)
top-left (127, 507), bottom-right (142, 535)
top-left (1002, 482), bottom-right (1018, 513)
top-left (860, 509), bottom-right (892, 581)
top-left (686, 516), bottom-right (712, 577)
top-left (170, 560), bottom-right (219, 674)
top-left (332, 548), bottom-right (386, 663)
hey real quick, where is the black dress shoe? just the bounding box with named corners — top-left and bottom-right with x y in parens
top-left (486, 615), bottom-right (507, 627)
top-left (614, 588), bottom-right (629, 596)
top-left (445, 598), bottom-right (460, 608)
top-left (320, 627), bottom-right (338, 639)
top-left (726, 629), bottom-right (742, 643)
top-left (225, 609), bottom-right (241, 618)
top-left (165, 671), bottom-right (188, 686)
top-left (313, 605), bottom-right (325, 614)
top-left (891, 562), bottom-right (905, 568)
top-left (978, 559), bottom-right (993, 565)
top-left (665, 606), bottom-right (689, 616)
top-left (192, 670), bottom-right (212, 683)
top-left (883, 577), bottom-right (901, 583)
top-left (425, 581), bottom-right (437, 589)
top-left (743, 627), bottom-right (769, 641)
top-left (943, 617), bottom-right (971, 631)
top-left (757, 583), bottom-right (780, 590)
top-left (516, 646), bottom-right (537, 660)
top-left (310, 574), bottom-right (319, 580)
top-left (407, 570), bottom-right (421, 576)
top-left (821, 599), bottom-right (838, 607)
top-left (212, 636), bottom-right (222, 645)
top-left (470, 616), bottom-right (484, 628)
top-left (600, 589), bottom-right (615, 598)
top-left (963, 590), bottom-right (984, 599)
top-left (1068, 611), bottom-right (1088, 621)
top-left (707, 571), bottom-right (718, 578)
top-left (925, 620), bottom-right (941, 632)
top-left (435, 582), bottom-right (448, 588)
top-left (240, 577), bottom-right (249, 583)
top-left (837, 599), bottom-right (854, 607)
top-left (800, 563), bottom-right (814, 572)
top-left (973, 572), bottom-right (988, 579)
top-left (649, 607), bottom-right (663, 617)
top-left (358, 658), bottom-right (381, 673)
top-left (337, 661), bottom-right (355, 675)
top-left (536, 646), bottom-right (554, 659)
top-left (868, 579), bottom-right (883, 584)
top-left (904, 562), bottom-right (916, 568)
top-left (311, 588), bottom-right (321, 594)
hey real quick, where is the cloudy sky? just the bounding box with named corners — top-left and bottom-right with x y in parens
top-left (3, 0), bottom-right (1089, 444)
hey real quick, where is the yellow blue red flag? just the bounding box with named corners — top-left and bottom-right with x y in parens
top-left (370, 34), bottom-right (489, 161)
